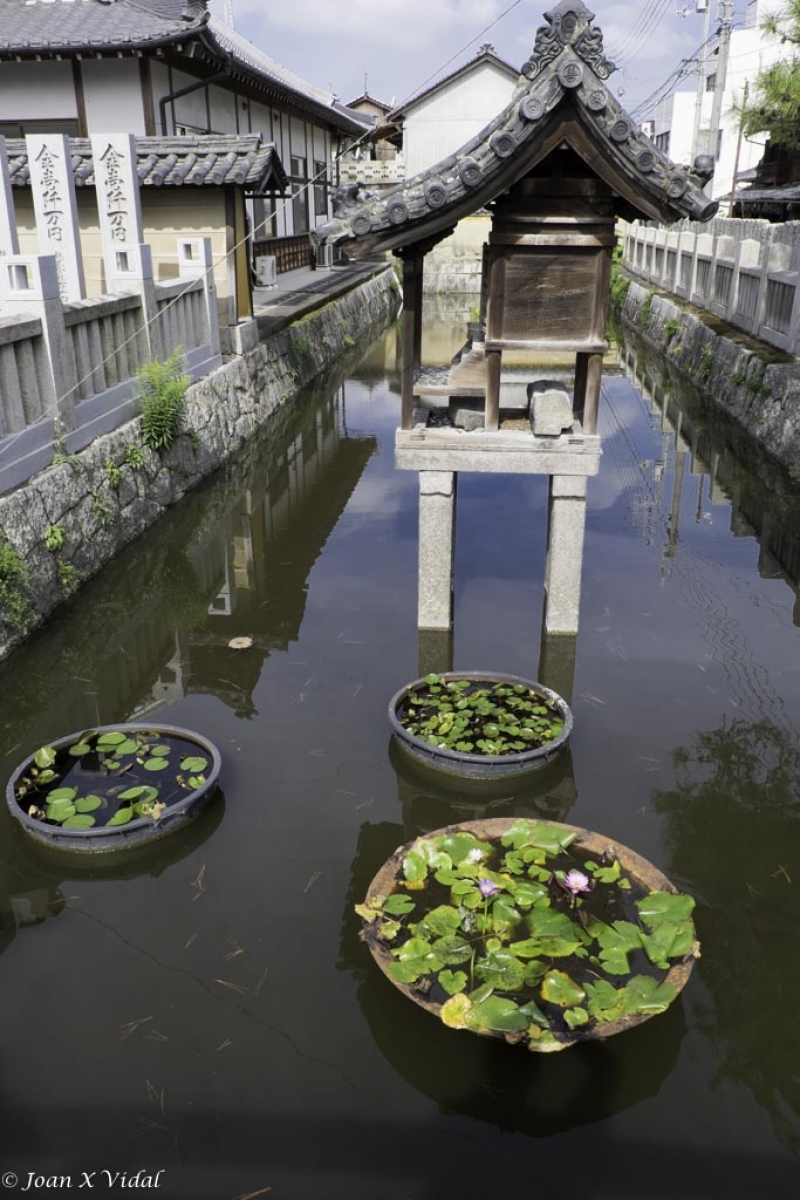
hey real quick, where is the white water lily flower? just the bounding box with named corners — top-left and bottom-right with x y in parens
top-left (465, 847), bottom-right (486, 864)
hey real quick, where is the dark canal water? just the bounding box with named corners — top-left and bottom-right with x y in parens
top-left (1, 309), bottom-right (799, 1199)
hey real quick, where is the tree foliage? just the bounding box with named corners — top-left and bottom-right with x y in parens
top-left (741, 0), bottom-right (800, 150)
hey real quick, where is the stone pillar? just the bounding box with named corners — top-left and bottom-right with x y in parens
top-left (26, 134), bottom-right (85, 302)
top-left (90, 134), bottom-right (144, 281)
top-left (0, 137), bottom-right (19, 259)
top-left (400, 250), bottom-right (423, 429)
top-left (1, 253), bottom-right (78, 433)
top-left (538, 629), bottom-right (577, 705)
top-left (417, 628), bottom-right (454, 679)
top-left (418, 470), bottom-right (457, 631)
top-left (543, 475), bottom-right (587, 635)
top-left (178, 237), bottom-right (221, 358)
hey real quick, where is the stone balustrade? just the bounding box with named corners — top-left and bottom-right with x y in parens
top-left (622, 216), bottom-right (800, 357)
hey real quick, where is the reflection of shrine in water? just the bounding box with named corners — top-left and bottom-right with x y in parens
top-left (0, 377), bottom-right (377, 764)
top-left (617, 332), bottom-right (800, 625)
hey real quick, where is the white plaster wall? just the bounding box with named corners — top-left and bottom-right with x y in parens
top-left (250, 101), bottom-right (271, 140)
top-left (208, 84), bottom-right (237, 133)
top-left (403, 62), bottom-right (516, 176)
top-left (0, 61), bottom-right (77, 122)
top-left (653, 92), bottom-right (696, 165)
top-left (170, 68), bottom-right (208, 132)
top-left (82, 60), bottom-right (145, 134)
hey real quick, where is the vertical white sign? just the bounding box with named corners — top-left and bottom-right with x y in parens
top-left (27, 133), bottom-right (85, 302)
top-left (0, 136), bottom-right (19, 257)
top-left (90, 133), bottom-right (144, 272)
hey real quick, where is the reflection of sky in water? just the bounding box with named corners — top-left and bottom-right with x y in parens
top-left (0, 318), bottom-right (798, 1197)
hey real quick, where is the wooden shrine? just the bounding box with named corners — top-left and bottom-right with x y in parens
top-left (316, 0), bottom-right (717, 644)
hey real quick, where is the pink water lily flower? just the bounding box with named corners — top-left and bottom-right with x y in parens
top-left (560, 869), bottom-right (591, 896)
top-left (478, 879), bottom-right (500, 899)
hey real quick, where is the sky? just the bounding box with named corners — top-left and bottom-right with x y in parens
top-left (207, 0), bottom-right (759, 120)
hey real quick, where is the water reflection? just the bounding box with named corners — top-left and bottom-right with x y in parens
top-left (653, 719), bottom-right (800, 1157)
top-left (0, 372), bottom-right (377, 768)
top-left (617, 327), bottom-right (800, 624)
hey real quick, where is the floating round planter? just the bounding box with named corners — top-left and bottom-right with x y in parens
top-left (357, 818), bottom-right (699, 1054)
top-left (389, 672), bottom-right (572, 780)
top-left (6, 724), bottom-right (221, 854)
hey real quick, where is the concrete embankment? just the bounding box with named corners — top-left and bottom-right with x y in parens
top-left (617, 278), bottom-right (800, 473)
top-left (0, 266), bottom-right (400, 660)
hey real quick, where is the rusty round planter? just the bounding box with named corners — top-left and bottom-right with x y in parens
top-left (360, 818), bottom-right (698, 1054)
top-left (388, 672), bottom-right (572, 781)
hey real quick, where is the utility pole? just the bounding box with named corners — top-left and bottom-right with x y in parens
top-left (728, 78), bottom-right (750, 215)
top-left (690, 0), bottom-right (713, 162)
top-left (706, 0), bottom-right (735, 178)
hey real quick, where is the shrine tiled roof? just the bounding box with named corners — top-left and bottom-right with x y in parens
top-left (317, 0), bottom-right (719, 258)
top-left (5, 134), bottom-right (288, 195)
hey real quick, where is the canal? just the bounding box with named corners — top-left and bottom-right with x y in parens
top-left (0, 308), bottom-right (798, 1198)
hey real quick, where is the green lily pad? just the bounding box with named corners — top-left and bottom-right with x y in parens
top-left (636, 891), bottom-right (695, 926)
top-left (381, 894), bottom-right (416, 916)
top-left (62, 814), bottom-right (96, 830)
top-left (518, 997), bottom-right (550, 1028)
top-left (438, 969), bottom-right (468, 995)
top-left (108, 806), bottom-right (133, 826)
top-left (68, 742), bottom-right (92, 757)
top-left (47, 787), bottom-right (77, 802)
top-left (540, 970), bottom-right (586, 1008)
top-left (34, 745), bottom-right (57, 769)
top-left (46, 799), bottom-right (76, 822)
top-left (438, 832), bottom-right (493, 865)
top-left (415, 905), bottom-right (462, 939)
top-left (563, 1006), bottom-right (590, 1030)
top-left (181, 755), bottom-right (208, 773)
top-left (117, 786), bottom-right (159, 803)
top-left (431, 935), bottom-right (473, 965)
top-left (75, 795), bottom-right (103, 814)
top-left (143, 757), bottom-right (169, 772)
top-left (403, 850), bottom-right (428, 885)
top-left (96, 731), bottom-right (127, 746)
top-left (475, 951), bottom-right (526, 992)
top-left (470, 996), bottom-right (529, 1033)
top-left (440, 993), bottom-right (473, 1030)
top-left (187, 775), bottom-right (206, 790)
top-left (114, 739), bottom-right (139, 756)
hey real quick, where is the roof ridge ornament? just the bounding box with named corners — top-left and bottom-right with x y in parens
top-left (521, 0), bottom-right (615, 82)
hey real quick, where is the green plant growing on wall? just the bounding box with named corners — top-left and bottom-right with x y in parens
top-left (44, 525), bottom-right (65, 553)
top-left (663, 318), bottom-right (679, 347)
top-left (91, 490), bottom-right (114, 529)
top-left (104, 459), bottom-right (123, 490)
top-left (697, 345), bottom-right (715, 382)
top-left (0, 537), bottom-right (33, 630)
top-left (637, 294), bottom-right (654, 327)
top-left (609, 265), bottom-right (631, 309)
top-left (124, 444), bottom-right (145, 470)
top-left (57, 562), bottom-right (82, 598)
top-left (137, 348), bottom-right (190, 453)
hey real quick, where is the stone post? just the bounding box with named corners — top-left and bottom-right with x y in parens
top-left (543, 475), bottom-right (587, 635)
top-left (418, 470), bottom-right (457, 631)
top-left (178, 237), bottom-right (221, 358)
top-left (90, 134), bottom-right (144, 278)
top-left (26, 134), bottom-right (85, 302)
top-left (0, 137), bottom-right (19, 259)
top-left (1, 253), bottom-right (78, 433)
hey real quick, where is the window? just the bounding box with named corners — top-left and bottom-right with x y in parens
top-left (0, 120), bottom-right (80, 138)
top-left (252, 195), bottom-right (276, 241)
top-left (705, 72), bottom-right (716, 93)
top-left (655, 131), bottom-right (671, 155)
top-left (291, 154), bottom-right (308, 235)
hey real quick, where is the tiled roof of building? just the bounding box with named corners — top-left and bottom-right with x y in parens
top-left (0, 0), bottom-right (209, 53)
top-left (0, 0), bottom-right (369, 136)
top-left (6, 133), bottom-right (289, 194)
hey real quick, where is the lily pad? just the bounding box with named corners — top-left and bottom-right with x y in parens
top-left (143, 757), bottom-right (169, 772)
top-left (68, 742), bottom-right (92, 757)
top-left (46, 799), bottom-right (76, 823)
top-left (438, 969), bottom-right (468, 996)
top-left (540, 970), bottom-right (586, 1008)
top-left (181, 756), bottom-right (208, 773)
top-left (62, 814), bottom-right (96, 830)
top-left (475, 951), bottom-right (526, 992)
top-left (470, 996), bottom-right (529, 1033)
top-left (381, 894), bottom-right (416, 916)
top-left (108, 807), bottom-right (133, 826)
top-left (75, 795), bottom-right (103, 814)
top-left (34, 745), bottom-right (57, 769)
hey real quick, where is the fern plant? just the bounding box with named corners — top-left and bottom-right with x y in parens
top-left (137, 349), bottom-right (190, 453)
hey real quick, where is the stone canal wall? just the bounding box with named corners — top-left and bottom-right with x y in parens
top-left (0, 267), bottom-right (400, 661)
top-left (617, 278), bottom-right (800, 474)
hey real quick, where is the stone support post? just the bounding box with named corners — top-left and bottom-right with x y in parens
top-left (543, 474), bottom-right (587, 635)
top-left (26, 134), bottom-right (85, 302)
top-left (418, 470), bottom-right (457, 631)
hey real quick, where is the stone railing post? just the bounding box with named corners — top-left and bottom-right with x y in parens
top-left (0, 253), bottom-right (78, 433)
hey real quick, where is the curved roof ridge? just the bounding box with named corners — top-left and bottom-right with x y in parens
top-left (316, 1), bottom-right (717, 257)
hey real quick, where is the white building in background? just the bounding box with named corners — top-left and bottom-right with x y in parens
top-left (393, 45), bottom-right (519, 177)
top-left (651, 0), bottom-right (788, 201)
